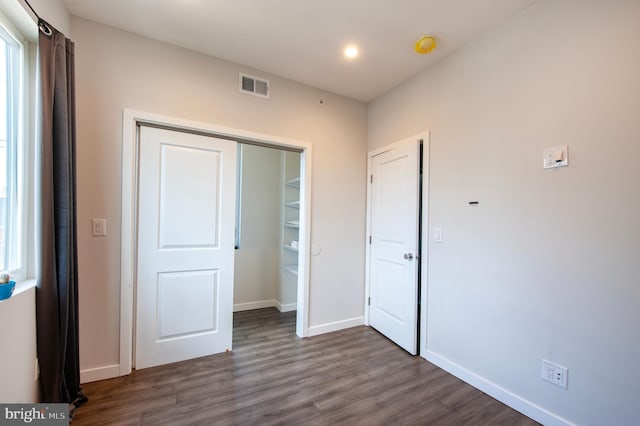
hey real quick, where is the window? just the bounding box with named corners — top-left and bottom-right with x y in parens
top-left (0, 17), bottom-right (25, 277)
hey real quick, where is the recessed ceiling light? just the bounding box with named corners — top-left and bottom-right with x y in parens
top-left (344, 46), bottom-right (359, 59)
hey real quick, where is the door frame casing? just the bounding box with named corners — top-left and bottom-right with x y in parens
top-left (120, 109), bottom-right (313, 376)
top-left (364, 131), bottom-right (430, 357)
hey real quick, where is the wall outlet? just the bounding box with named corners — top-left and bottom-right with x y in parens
top-left (541, 359), bottom-right (568, 389)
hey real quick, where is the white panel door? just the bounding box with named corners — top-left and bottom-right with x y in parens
top-left (369, 138), bottom-right (420, 354)
top-left (136, 126), bottom-right (237, 369)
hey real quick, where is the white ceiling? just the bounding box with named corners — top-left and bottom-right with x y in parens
top-left (63, 0), bottom-right (537, 102)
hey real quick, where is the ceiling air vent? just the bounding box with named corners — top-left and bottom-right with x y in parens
top-left (239, 73), bottom-right (270, 99)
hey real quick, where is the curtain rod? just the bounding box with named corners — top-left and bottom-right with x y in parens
top-left (21, 0), bottom-right (52, 36)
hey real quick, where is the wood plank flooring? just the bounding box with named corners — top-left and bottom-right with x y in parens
top-left (73, 308), bottom-right (539, 425)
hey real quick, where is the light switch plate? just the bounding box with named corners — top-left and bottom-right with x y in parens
top-left (433, 227), bottom-right (443, 243)
top-left (543, 145), bottom-right (568, 169)
top-left (92, 219), bottom-right (107, 236)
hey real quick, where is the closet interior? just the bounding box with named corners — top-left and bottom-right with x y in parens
top-left (233, 144), bottom-right (301, 319)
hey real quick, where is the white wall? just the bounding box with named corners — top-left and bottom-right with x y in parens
top-left (71, 17), bottom-right (367, 379)
top-left (233, 145), bottom-right (281, 310)
top-left (28, 0), bottom-right (70, 35)
top-left (0, 287), bottom-right (38, 402)
top-left (369, 1), bottom-right (640, 424)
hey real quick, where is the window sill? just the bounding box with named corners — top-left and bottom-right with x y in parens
top-left (2, 278), bottom-right (36, 300)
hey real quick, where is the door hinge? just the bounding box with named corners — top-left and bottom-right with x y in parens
top-left (368, 297), bottom-right (371, 306)
top-left (369, 235), bottom-right (372, 244)
top-left (370, 174), bottom-right (373, 184)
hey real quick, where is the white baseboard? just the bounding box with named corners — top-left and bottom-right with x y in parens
top-left (234, 299), bottom-right (298, 313)
top-left (80, 364), bottom-right (120, 384)
top-left (424, 350), bottom-right (575, 426)
top-left (233, 300), bottom-right (278, 312)
top-left (307, 316), bottom-right (364, 337)
top-left (276, 301), bottom-right (297, 312)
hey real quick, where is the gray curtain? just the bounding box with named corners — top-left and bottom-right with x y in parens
top-left (35, 19), bottom-right (86, 410)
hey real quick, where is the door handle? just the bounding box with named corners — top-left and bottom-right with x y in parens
top-left (403, 253), bottom-right (414, 260)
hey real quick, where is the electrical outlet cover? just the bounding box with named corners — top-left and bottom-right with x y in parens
top-left (541, 359), bottom-right (568, 389)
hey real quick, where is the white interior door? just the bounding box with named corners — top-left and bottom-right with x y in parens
top-left (135, 126), bottom-right (237, 369)
top-left (369, 138), bottom-right (420, 354)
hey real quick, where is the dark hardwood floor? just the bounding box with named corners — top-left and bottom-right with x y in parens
top-left (73, 308), bottom-right (538, 425)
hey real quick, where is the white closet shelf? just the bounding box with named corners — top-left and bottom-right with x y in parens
top-left (282, 168), bottom-right (300, 280)
top-left (283, 265), bottom-right (298, 276)
top-left (285, 177), bottom-right (301, 188)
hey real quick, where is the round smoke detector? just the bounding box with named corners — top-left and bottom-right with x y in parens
top-left (414, 36), bottom-right (437, 55)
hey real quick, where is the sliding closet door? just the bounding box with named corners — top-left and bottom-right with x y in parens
top-left (135, 126), bottom-right (237, 369)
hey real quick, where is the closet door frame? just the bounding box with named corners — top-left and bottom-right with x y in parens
top-left (119, 109), bottom-right (313, 376)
